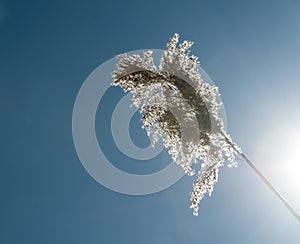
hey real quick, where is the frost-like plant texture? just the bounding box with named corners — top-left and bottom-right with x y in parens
top-left (111, 34), bottom-right (242, 216)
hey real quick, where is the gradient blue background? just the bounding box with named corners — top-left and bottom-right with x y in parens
top-left (1, 0), bottom-right (300, 243)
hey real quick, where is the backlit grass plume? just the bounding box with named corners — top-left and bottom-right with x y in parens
top-left (111, 34), bottom-right (300, 221)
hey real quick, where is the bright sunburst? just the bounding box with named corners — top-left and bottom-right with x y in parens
top-left (255, 123), bottom-right (300, 204)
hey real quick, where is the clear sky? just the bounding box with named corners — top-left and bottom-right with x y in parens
top-left (1, 0), bottom-right (300, 243)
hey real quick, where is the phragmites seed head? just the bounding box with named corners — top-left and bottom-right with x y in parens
top-left (111, 34), bottom-right (241, 216)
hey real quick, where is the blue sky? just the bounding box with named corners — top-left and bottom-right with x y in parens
top-left (1, 0), bottom-right (300, 243)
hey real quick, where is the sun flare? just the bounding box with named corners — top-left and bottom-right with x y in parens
top-left (255, 123), bottom-right (300, 203)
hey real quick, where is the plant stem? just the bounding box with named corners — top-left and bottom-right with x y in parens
top-left (222, 132), bottom-right (300, 223)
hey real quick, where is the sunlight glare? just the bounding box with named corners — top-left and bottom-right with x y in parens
top-left (255, 124), bottom-right (300, 205)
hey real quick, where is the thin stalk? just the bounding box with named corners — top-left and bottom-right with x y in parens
top-left (222, 132), bottom-right (300, 223)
